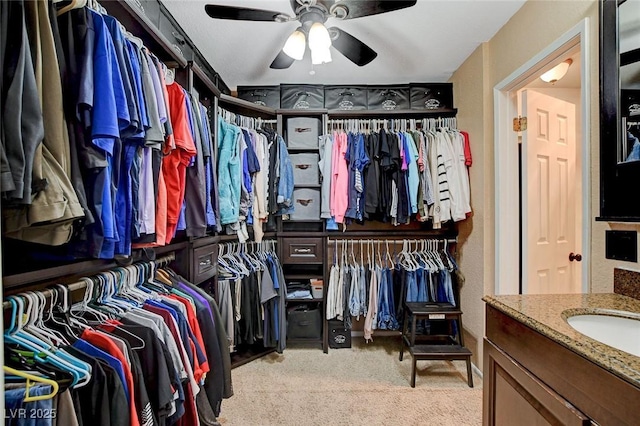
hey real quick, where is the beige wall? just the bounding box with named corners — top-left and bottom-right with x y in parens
top-left (448, 0), bottom-right (634, 371)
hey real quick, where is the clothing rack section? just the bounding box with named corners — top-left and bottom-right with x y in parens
top-left (1, 0), bottom-right (221, 265)
top-left (318, 119), bottom-right (472, 231)
top-left (216, 107), bottom-right (295, 242)
top-left (3, 250), bottom-right (234, 425)
top-left (218, 107), bottom-right (278, 130)
top-left (2, 252), bottom-right (175, 310)
top-left (216, 240), bottom-right (289, 366)
top-left (325, 238), bottom-right (459, 343)
top-left (327, 117), bottom-right (458, 133)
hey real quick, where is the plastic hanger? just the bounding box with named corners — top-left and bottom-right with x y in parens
top-left (3, 366), bottom-right (60, 402)
top-left (23, 292), bottom-right (69, 347)
top-left (56, 0), bottom-right (86, 16)
top-left (4, 298), bottom-right (89, 388)
top-left (73, 279), bottom-right (109, 323)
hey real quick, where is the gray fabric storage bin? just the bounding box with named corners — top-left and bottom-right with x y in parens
top-left (410, 83), bottom-right (453, 110)
top-left (280, 84), bottom-right (324, 109)
top-left (290, 188), bottom-right (321, 221)
top-left (291, 153), bottom-right (320, 185)
top-left (237, 86), bottom-right (280, 108)
top-left (286, 117), bottom-right (320, 149)
top-left (324, 85), bottom-right (368, 110)
top-left (367, 85), bottom-right (410, 110)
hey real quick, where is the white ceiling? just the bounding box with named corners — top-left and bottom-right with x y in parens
top-left (162, 0), bottom-right (526, 91)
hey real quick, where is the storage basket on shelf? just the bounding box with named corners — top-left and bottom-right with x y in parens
top-left (237, 85), bottom-right (280, 108)
top-left (280, 84), bottom-right (325, 109)
top-left (409, 83), bottom-right (454, 110)
top-left (286, 117), bottom-right (321, 149)
top-left (324, 85), bottom-right (368, 110)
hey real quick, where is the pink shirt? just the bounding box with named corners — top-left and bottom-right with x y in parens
top-left (330, 131), bottom-right (349, 224)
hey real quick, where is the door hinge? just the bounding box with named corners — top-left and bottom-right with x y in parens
top-left (513, 116), bottom-right (527, 132)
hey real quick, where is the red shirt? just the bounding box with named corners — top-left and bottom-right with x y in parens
top-left (82, 328), bottom-right (140, 426)
top-left (163, 83), bottom-right (196, 242)
top-left (168, 294), bottom-right (210, 379)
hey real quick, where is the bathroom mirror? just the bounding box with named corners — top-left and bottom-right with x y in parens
top-left (599, 0), bottom-right (640, 220)
top-left (618, 0), bottom-right (640, 163)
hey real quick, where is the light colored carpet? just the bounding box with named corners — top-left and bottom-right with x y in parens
top-left (218, 337), bottom-right (483, 426)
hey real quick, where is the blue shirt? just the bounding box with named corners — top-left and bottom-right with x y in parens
top-left (125, 39), bottom-right (148, 139)
top-left (73, 338), bottom-right (130, 403)
top-left (90, 10), bottom-right (129, 150)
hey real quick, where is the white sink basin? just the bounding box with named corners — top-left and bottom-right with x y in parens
top-left (567, 311), bottom-right (640, 357)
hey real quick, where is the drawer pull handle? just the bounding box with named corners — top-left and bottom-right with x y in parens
top-left (295, 164), bottom-right (311, 170)
top-left (296, 199), bottom-right (313, 206)
top-left (295, 127), bottom-right (312, 133)
top-left (293, 248), bottom-right (312, 254)
top-left (199, 258), bottom-right (212, 267)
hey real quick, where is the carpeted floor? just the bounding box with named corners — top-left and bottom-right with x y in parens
top-left (218, 337), bottom-right (483, 426)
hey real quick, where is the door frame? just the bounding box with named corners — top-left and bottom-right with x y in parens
top-left (494, 19), bottom-right (591, 295)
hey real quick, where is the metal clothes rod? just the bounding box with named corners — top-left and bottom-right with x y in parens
top-left (326, 117), bottom-right (458, 132)
top-left (2, 253), bottom-right (176, 310)
top-left (217, 107), bottom-right (277, 129)
top-left (327, 238), bottom-right (457, 245)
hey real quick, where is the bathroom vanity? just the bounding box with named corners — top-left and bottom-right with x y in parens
top-left (483, 294), bottom-right (640, 425)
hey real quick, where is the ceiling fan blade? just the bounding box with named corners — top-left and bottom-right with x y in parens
top-left (205, 4), bottom-right (289, 22)
top-left (270, 50), bottom-right (296, 69)
top-left (329, 27), bottom-right (377, 66)
top-left (331, 0), bottom-right (417, 20)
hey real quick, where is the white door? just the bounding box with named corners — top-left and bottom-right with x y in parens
top-left (522, 89), bottom-right (581, 294)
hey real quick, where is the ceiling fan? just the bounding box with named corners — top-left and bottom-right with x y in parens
top-left (204, 0), bottom-right (418, 69)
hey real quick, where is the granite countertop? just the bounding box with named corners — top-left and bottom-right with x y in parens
top-left (483, 293), bottom-right (640, 388)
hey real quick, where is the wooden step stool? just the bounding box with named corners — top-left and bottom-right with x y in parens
top-left (399, 302), bottom-right (474, 388)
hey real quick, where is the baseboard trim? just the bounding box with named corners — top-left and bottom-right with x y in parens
top-left (472, 363), bottom-right (483, 379)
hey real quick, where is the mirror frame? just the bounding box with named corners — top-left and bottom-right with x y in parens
top-left (599, 0), bottom-right (640, 221)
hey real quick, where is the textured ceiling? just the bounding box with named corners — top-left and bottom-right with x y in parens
top-left (162, 0), bottom-right (526, 91)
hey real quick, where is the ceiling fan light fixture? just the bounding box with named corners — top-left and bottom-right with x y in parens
top-left (308, 22), bottom-right (332, 51)
top-left (540, 59), bottom-right (573, 84)
top-left (283, 29), bottom-right (306, 60)
top-left (311, 46), bottom-right (332, 65)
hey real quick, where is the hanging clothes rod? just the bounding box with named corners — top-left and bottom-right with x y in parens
top-left (2, 253), bottom-right (176, 310)
top-left (327, 117), bottom-right (458, 131)
top-left (327, 238), bottom-right (457, 245)
top-left (217, 107), bottom-right (277, 129)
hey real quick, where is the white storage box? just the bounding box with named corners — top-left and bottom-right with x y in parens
top-left (290, 188), bottom-right (321, 221)
top-left (287, 117), bottom-right (320, 149)
top-left (291, 153), bottom-right (320, 185)
top-left (311, 279), bottom-right (323, 299)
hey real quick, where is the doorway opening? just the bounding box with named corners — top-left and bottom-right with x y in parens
top-left (494, 19), bottom-right (590, 295)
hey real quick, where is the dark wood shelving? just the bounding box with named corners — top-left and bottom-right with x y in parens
top-left (277, 108), bottom-right (328, 116)
top-left (284, 274), bottom-right (324, 280)
top-left (286, 298), bottom-right (324, 303)
top-left (327, 108), bottom-right (457, 118)
top-left (218, 94), bottom-right (277, 118)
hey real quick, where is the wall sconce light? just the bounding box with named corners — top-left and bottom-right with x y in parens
top-left (540, 59), bottom-right (573, 84)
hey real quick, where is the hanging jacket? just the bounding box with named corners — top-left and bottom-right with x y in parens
top-left (275, 135), bottom-right (294, 215)
top-left (217, 117), bottom-right (241, 225)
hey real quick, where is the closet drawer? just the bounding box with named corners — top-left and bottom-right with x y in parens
top-left (290, 188), bottom-right (321, 221)
top-left (291, 153), bottom-right (320, 185)
top-left (286, 117), bottom-right (321, 149)
top-left (280, 84), bottom-right (325, 109)
top-left (191, 244), bottom-right (217, 284)
top-left (367, 85), bottom-right (410, 110)
top-left (324, 85), bottom-right (368, 110)
top-left (410, 83), bottom-right (454, 110)
top-left (237, 85), bottom-right (280, 108)
top-left (282, 238), bottom-right (324, 264)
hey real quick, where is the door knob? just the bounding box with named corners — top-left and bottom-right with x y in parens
top-left (569, 252), bottom-right (583, 262)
